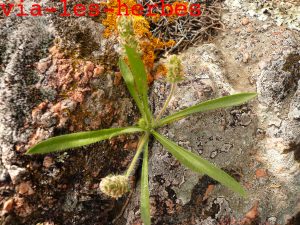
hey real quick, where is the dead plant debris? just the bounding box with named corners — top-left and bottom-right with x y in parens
top-left (140, 0), bottom-right (224, 53)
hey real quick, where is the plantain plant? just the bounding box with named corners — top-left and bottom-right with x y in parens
top-left (26, 16), bottom-right (256, 225)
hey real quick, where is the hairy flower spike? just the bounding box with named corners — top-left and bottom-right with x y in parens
top-left (166, 55), bottom-right (184, 83)
top-left (100, 175), bottom-right (129, 199)
top-left (117, 16), bottom-right (138, 50)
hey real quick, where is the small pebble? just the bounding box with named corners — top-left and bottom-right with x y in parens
top-left (210, 151), bottom-right (218, 159)
top-left (255, 169), bottom-right (267, 178)
top-left (1, 198), bottom-right (14, 214)
top-left (247, 26), bottom-right (255, 33)
top-left (93, 66), bottom-right (104, 77)
top-left (43, 156), bottom-right (54, 168)
top-left (18, 182), bottom-right (34, 195)
top-left (241, 17), bottom-right (250, 25)
top-left (243, 53), bottom-right (250, 63)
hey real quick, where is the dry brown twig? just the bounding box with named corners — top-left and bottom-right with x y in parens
top-left (139, 0), bottom-right (223, 53)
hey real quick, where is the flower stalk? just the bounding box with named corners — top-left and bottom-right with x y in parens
top-left (125, 132), bottom-right (149, 177)
top-left (155, 83), bottom-right (176, 122)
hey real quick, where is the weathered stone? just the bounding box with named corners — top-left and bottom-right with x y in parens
top-left (0, 1), bottom-right (137, 224)
top-left (124, 2), bottom-right (300, 223)
top-left (0, 0), bottom-right (299, 224)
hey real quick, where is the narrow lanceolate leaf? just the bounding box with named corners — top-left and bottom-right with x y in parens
top-left (140, 143), bottom-right (151, 225)
top-left (26, 127), bottom-right (143, 155)
top-left (119, 58), bottom-right (146, 119)
top-left (152, 131), bottom-right (247, 196)
top-left (124, 45), bottom-right (152, 122)
top-left (124, 45), bottom-right (148, 102)
top-left (156, 93), bottom-right (257, 127)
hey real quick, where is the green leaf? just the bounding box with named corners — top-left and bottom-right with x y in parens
top-left (156, 93), bottom-right (257, 127)
top-left (124, 45), bottom-right (152, 122)
top-left (152, 131), bottom-right (247, 196)
top-left (26, 127), bottom-right (143, 155)
top-left (124, 45), bottom-right (148, 102)
top-left (119, 58), bottom-right (146, 119)
top-left (140, 143), bottom-right (151, 225)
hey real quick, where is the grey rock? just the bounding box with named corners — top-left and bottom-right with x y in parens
top-left (125, 8), bottom-right (300, 224)
top-left (0, 15), bottom-right (53, 183)
top-left (1, 0), bottom-right (300, 224)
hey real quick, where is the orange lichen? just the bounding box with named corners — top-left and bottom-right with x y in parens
top-left (102, 0), bottom-right (137, 38)
top-left (101, 0), bottom-right (175, 79)
top-left (153, 64), bottom-right (168, 80)
top-left (29, 45), bottom-right (109, 136)
top-left (150, 13), bottom-right (161, 23)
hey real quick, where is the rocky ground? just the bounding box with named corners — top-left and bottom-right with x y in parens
top-left (0, 0), bottom-right (299, 225)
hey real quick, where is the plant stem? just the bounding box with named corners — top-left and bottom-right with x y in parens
top-left (143, 100), bottom-right (153, 126)
top-left (155, 83), bottom-right (176, 122)
top-left (125, 133), bottom-right (149, 177)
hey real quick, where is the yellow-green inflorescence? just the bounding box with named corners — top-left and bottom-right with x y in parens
top-left (99, 175), bottom-right (129, 199)
top-left (166, 55), bottom-right (184, 83)
top-left (117, 16), bottom-right (139, 51)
